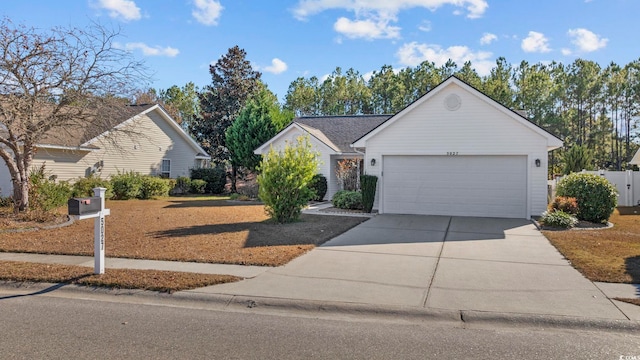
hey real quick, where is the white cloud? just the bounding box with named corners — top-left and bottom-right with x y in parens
top-left (561, 48), bottom-right (572, 56)
top-left (334, 17), bottom-right (400, 40)
top-left (96, 0), bottom-right (141, 21)
top-left (521, 31), bottom-right (551, 53)
top-left (418, 20), bottom-right (432, 32)
top-left (116, 42), bottom-right (179, 57)
top-left (262, 58), bottom-right (288, 74)
top-left (567, 28), bottom-right (608, 52)
top-left (192, 0), bottom-right (223, 26)
top-left (480, 32), bottom-right (497, 45)
top-left (293, 0), bottom-right (488, 20)
top-left (293, 0), bottom-right (487, 40)
top-left (396, 42), bottom-right (494, 76)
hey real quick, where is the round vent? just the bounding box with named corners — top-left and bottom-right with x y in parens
top-left (444, 94), bottom-right (461, 111)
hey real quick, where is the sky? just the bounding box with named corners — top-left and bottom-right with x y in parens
top-left (2, 0), bottom-right (638, 102)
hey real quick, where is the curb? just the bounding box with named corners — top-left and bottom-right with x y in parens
top-left (2, 281), bottom-right (638, 332)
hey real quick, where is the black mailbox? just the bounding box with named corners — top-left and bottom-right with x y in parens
top-left (68, 197), bottom-right (101, 216)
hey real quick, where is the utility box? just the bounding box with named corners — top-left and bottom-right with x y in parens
top-left (68, 197), bottom-right (102, 216)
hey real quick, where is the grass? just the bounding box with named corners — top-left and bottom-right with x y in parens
top-left (543, 209), bottom-right (640, 284)
top-left (0, 197), bottom-right (368, 266)
top-left (0, 260), bottom-right (240, 293)
top-left (0, 197), bottom-right (367, 292)
top-left (538, 209), bottom-right (640, 307)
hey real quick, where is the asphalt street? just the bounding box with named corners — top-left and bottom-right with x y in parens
top-left (1, 287), bottom-right (639, 360)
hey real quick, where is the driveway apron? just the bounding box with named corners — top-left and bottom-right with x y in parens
top-left (198, 214), bottom-right (628, 319)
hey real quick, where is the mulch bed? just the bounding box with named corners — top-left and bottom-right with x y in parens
top-left (0, 197), bottom-right (368, 266)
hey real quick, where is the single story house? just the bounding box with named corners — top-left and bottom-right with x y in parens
top-left (256, 76), bottom-right (563, 219)
top-left (0, 104), bottom-right (210, 197)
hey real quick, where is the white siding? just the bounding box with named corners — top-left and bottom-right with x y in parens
top-left (363, 82), bottom-right (550, 218)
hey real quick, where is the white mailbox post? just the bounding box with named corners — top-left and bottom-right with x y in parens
top-left (67, 187), bottom-right (110, 274)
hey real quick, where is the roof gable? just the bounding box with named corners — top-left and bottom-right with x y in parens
top-left (83, 104), bottom-right (210, 159)
top-left (352, 76), bottom-right (563, 151)
top-left (293, 115), bottom-right (391, 152)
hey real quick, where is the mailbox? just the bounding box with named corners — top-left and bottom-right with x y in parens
top-left (68, 197), bottom-right (102, 216)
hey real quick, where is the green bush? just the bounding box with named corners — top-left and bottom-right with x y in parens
top-left (71, 175), bottom-right (112, 198)
top-left (110, 171), bottom-right (143, 200)
top-left (190, 179), bottom-right (207, 194)
top-left (139, 176), bottom-right (172, 199)
top-left (332, 190), bottom-right (363, 210)
top-left (309, 174), bottom-right (328, 201)
top-left (360, 175), bottom-right (377, 213)
top-left (190, 167), bottom-right (227, 194)
top-left (548, 196), bottom-right (578, 215)
top-left (29, 165), bottom-right (72, 211)
top-left (556, 172), bottom-right (617, 223)
top-left (175, 176), bottom-right (191, 194)
top-left (257, 136), bottom-right (319, 223)
top-left (540, 210), bottom-right (578, 229)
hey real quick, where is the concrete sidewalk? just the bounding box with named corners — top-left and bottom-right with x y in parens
top-left (1, 213), bottom-right (639, 325)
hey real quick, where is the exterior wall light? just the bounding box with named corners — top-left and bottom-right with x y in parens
top-left (370, 158), bottom-right (376, 166)
top-left (535, 158), bottom-right (541, 167)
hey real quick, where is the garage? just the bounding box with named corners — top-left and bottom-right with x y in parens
top-left (382, 155), bottom-right (528, 218)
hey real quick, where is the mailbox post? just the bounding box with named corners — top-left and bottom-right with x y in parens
top-left (67, 187), bottom-right (110, 274)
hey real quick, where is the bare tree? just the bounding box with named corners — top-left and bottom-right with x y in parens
top-left (0, 18), bottom-right (149, 213)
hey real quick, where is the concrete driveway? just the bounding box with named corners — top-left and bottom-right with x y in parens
top-left (201, 214), bottom-right (629, 319)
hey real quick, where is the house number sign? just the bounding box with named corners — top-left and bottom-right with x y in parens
top-left (446, 152), bottom-right (459, 156)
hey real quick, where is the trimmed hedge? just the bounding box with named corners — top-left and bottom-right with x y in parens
top-left (190, 167), bottom-right (227, 194)
top-left (556, 172), bottom-right (617, 223)
top-left (332, 190), bottom-right (363, 210)
top-left (309, 174), bottom-right (328, 201)
top-left (360, 175), bottom-right (377, 213)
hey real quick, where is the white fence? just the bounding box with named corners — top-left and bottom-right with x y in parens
top-left (549, 170), bottom-right (640, 207)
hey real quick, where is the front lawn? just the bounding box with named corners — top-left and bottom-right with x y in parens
top-left (543, 209), bottom-right (640, 284)
top-left (0, 260), bottom-right (240, 293)
top-left (0, 197), bottom-right (368, 267)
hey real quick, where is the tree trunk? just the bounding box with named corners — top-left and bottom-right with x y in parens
top-left (230, 164), bottom-right (238, 193)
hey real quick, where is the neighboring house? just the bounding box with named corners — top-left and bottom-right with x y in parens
top-left (0, 104), bottom-right (210, 197)
top-left (631, 148), bottom-right (640, 166)
top-left (256, 76), bottom-right (563, 219)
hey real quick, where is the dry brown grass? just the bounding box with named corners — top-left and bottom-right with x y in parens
top-left (0, 260), bottom-right (240, 293)
top-left (0, 197), bottom-right (368, 266)
top-left (543, 209), bottom-right (640, 283)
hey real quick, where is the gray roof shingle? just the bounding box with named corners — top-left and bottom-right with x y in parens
top-left (294, 115), bottom-right (391, 153)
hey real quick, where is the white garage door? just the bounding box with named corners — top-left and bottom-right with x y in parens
top-left (382, 155), bottom-right (527, 218)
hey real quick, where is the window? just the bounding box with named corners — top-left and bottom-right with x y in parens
top-left (160, 159), bottom-right (170, 178)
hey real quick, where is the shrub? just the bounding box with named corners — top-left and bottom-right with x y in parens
top-left (28, 165), bottom-right (72, 212)
top-left (257, 136), bottom-right (319, 223)
top-left (139, 176), bottom-right (172, 199)
top-left (556, 172), bottom-right (617, 223)
top-left (360, 175), bottom-right (378, 213)
top-left (110, 171), bottom-right (143, 200)
top-left (540, 210), bottom-right (578, 229)
top-left (175, 176), bottom-right (191, 194)
top-left (309, 174), bottom-right (328, 201)
top-left (190, 167), bottom-right (227, 194)
top-left (71, 175), bottom-right (112, 198)
top-left (548, 196), bottom-right (578, 215)
top-left (190, 179), bottom-right (207, 194)
top-left (332, 190), bottom-right (363, 210)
